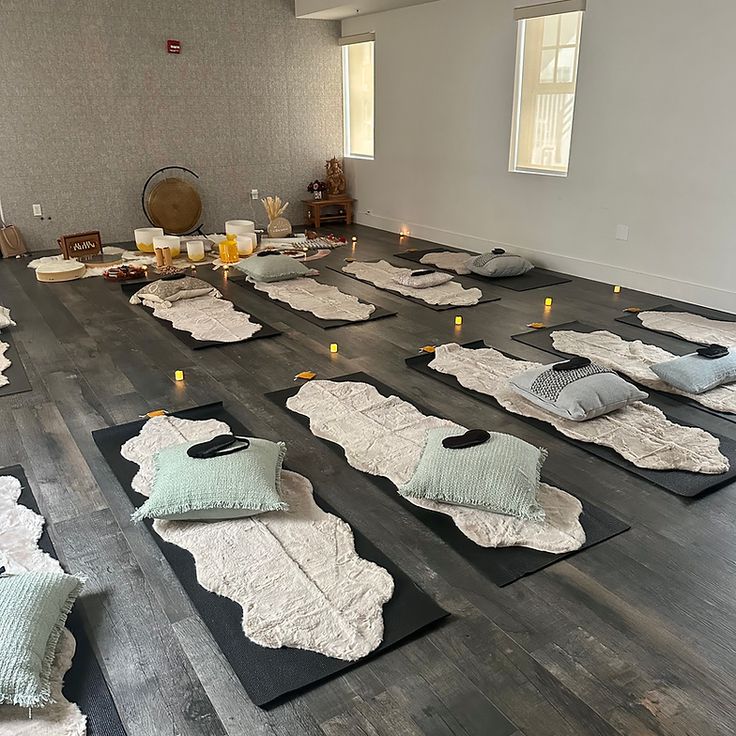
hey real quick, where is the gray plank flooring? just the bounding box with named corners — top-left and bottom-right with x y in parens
top-left (1, 224), bottom-right (735, 735)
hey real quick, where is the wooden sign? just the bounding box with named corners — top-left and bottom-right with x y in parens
top-left (58, 230), bottom-right (102, 260)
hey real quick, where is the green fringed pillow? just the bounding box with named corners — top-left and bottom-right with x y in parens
top-left (132, 437), bottom-right (288, 522)
top-left (399, 427), bottom-right (546, 520)
top-left (235, 253), bottom-right (311, 283)
top-left (0, 571), bottom-right (83, 709)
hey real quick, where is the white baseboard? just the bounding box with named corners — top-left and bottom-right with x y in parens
top-left (356, 212), bottom-right (735, 313)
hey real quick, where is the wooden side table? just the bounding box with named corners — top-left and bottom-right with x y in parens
top-left (303, 196), bottom-right (355, 228)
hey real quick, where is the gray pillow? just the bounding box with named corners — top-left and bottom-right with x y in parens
top-left (132, 437), bottom-right (287, 522)
top-left (130, 276), bottom-right (219, 307)
top-left (510, 359), bottom-right (648, 421)
top-left (392, 269), bottom-right (454, 289)
top-left (651, 347), bottom-right (736, 394)
top-left (468, 250), bottom-right (533, 278)
top-left (235, 253), bottom-right (312, 283)
top-left (399, 427), bottom-right (546, 520)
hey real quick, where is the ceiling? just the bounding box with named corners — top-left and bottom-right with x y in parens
top-left (295, 0), bottom-right (440, 20)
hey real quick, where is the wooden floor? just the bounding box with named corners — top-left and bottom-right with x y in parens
top-left (2, 224), bottom-right (735, 736)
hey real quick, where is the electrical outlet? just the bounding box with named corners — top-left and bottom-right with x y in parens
top-left (32, 204), bottom-right (43, 217)
top-left (250, 189), bottom-right (259, 200)
top-left (615, 224), bottom-right (629, 241)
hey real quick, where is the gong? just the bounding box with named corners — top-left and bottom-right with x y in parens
top-left (146, 177), bottom-right (203, 235)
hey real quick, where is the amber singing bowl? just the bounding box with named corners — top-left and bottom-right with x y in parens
top-left (146, 177), bottom-right (203, 234)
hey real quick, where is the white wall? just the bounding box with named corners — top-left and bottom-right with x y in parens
top-left (342, 0), bottom-right (736, 311)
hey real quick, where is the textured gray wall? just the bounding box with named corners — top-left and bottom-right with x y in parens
top-left (1, 0), bottom-right (342, 250)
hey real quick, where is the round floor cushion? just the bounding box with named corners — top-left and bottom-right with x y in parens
top-left (35, 260), bottom-right (87, 282)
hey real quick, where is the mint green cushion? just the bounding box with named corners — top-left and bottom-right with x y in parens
top-left (399, 428), bottom-right (546, 520)
top-left (132, 438), bottom-right (288, 521)
top-left (0, 571), bottom-right (83, 708)
top-left (235, 254), bottom-right (310, 283)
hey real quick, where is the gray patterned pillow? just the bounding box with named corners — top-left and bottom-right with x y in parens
top-left (468, 250), bottom-right (533, 278)
top-left (399, 427), bottom-right (546, 520)
top-left (130, 276), bottom-right (220, 307)
top-left (510, 359), bottom-right (648, 421)
top-left (651, 347), bottom-right (736, 394)
top-left (392, 269), bottom-right (454, 289)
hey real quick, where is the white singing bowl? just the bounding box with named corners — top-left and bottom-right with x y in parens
top-left (225, 219), bottom-right (255, 235)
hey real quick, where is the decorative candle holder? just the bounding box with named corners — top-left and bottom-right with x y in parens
top-left (187, 240), bottom-right (205, 262)
top-left (218, 235), bottom-right (240, 264)
top-left (135, 227), bottom-right (164, 253)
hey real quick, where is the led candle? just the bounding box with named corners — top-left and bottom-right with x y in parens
top-left (174, 370), bottom-right (184, 381)
top-left (613, 285), bottom-right (622, 294)
top-left (454, 315), bottom-right (463, 326)
top-left (545, 297), bottom-right (553, 307)
top-left (329, 343), bottom-right (338, 353)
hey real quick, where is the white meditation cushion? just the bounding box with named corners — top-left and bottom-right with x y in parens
top-left (35, 260), bottom-right (87, 282)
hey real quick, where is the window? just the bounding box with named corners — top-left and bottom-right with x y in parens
top-left (510, 1), bottom-right (585, 176)
top-left (341, 34), bottom-right (375, 159)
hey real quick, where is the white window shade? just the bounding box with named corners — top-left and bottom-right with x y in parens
top-left (514, 0), bottom-right (585, 21)
top-left (342, 39), bottom-right (375, 159)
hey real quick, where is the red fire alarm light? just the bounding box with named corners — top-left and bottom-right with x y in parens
top-left (167, 39), bottom-right (181, 54)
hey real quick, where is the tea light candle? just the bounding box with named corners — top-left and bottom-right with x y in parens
top-left (613, 285), bottom-right (622, 294)
top-left (329, 343), bottom-right (339, 353)
top-left (187, 240), bottom-right (205, 262)
top-left (454, 315), bottom-right (463, 326)
top-left (174, 370), bottom-right (184, 381)
top-left (134, 227), bottom-right (163, 253)
top-left (351, 236), bottom-right (358, 243)
top-left (544, 297), bottom-right (553, 307)
top-left (225, 219), bottom-right (256, 236)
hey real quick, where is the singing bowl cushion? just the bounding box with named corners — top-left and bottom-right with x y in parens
top-left (34, 261), bottom-right (86, 282)
top-left (132, 438), bottom-right (288, 521)
top-left (510, 360), bottom-right (648, 421)
top-left (129, 276), bottom-right (220, 308)
top-left (0, 571), bottom-right (83, 708)
top-left (651, 348), bottom-right (736, 394)
top-left (399, 427), bottom-right (546, 520)
top-left (468, 251), bottom-right (533, 278)
top-left (235, 253), bottom-right (311, 282)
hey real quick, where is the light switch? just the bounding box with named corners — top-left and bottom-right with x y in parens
top-left (615, 224), bottom-right (629, 241)
top-left (32, 204), bottom-right (43, 217)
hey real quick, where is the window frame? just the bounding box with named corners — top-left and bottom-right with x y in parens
top-left (342, 39), bottom-right (375, 161)
top-left (509, 10), bottom-right (584, 177)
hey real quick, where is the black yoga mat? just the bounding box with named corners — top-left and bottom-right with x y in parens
top-left (0, 332), bottom-right (32, 397)
top-left (512, 321), bottom-right (736, 427)
top-left (2, 465), bottom-right (127, 736)
top-left (228, 273), bottom-right (397, 329)
top-left (266, 373), bottom-right (630, 587)
top-left (406, 342), bottom-right (736, 498)
top-left (120, 282), bottom-right (280, 349)
top-left (394, 247), bottom-right (572, 291)
top-left (616, 304), bottom-right (736, 346)
top-left (91, 403), bottom-right (450, 710)
top-left (326, 263), bottom-right (501, 311)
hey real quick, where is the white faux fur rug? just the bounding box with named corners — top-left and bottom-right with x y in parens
top-left (638, 310), bottom-right (736, 346)
top-left (552, 330), bottom-right (736, 415)
top-left (287, 380), bottom-right (586, 554)
top-left (0, 475), bottom-right (86, 736)
top-left (148, 295), bottom-right (262, 342)
top-left (343, 260), bottom-right (482, 306)
top-left (122, 415), bottom-right (394, 661)
top-left (253, 278), bottom-right (376, 321)
top-left (419, 251), bottom-right (473, 275)
top-left (0, 341), bottom-right (10, 389)
top-left (429, 343), bottom-right (729, 474)
top-left (28, 247), bottom-right (154, 278)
